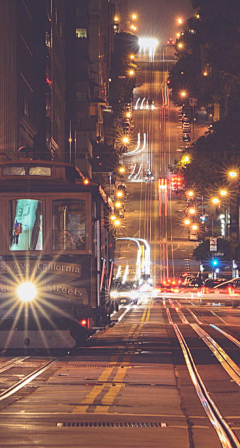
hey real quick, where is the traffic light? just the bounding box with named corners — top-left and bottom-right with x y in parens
top-left (211, 259), bottom-right (219, 267)
top-left (166, 78), bottom-right (171, 88)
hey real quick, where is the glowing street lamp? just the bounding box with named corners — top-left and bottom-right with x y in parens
top-left (177, 18), bottom-right (183, 25)
top-left (191, 224), bottom-right (198, 231)
top-left (122, 136), bottom-right (129, 145)
top-left (128, 69), bottom-right (135, 77)
top-left (178, 42), bottom-right (184, 49)
top-left (186, 190), bottom-right (194, 197)
top-left (184, 218), bottom-right (191, 225)
top-left (116, 190), bottom-right (123, 198)
top-left (119, 166), bottom-right (125, 174)
top-left (113, 219), bottom-right (121, 227)
top-left (211, 197), bottom-right (220, 205)
top-left (129, 54), bottom-right (135, 60)
top-left (182, 155), bottom-right (190, 164)
top-left (125, 111), bottom-right (131, 118)
top-left (115, 201), bottom-right (122, 209)
top-left (180, 90), bottom-right (187, 98)
top-left (228, 170), bottom-right (238, 179)
top-left (188, 207), bottom-right (196, 215)
top-left (110, 214), bottom-right (117, 221)
top-left (220, 189), bottom-right (228, 197)
top-left (132, 13), bottom-right (137, 20)
top-left (114, 16), bottom-right (119, 22)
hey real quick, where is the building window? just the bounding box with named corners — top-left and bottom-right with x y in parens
top-left (76, 28), bottom-right (87, 38)
top-left (76, 91), bottom-right (87, 102)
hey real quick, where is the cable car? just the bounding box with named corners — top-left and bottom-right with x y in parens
top-left (0, 157), bottom-right (115, 349)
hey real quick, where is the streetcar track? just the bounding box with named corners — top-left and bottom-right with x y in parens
top-left (0, 358), bottom-right (58, 402)
top-left (0, 356), bottom-right (30, 373)
top-left (173, 322), bottom-right (240, 448)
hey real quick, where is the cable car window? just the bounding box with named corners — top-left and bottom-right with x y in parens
top-left (9, 199), bottom-right (43, 251)
top-left (29, 167), bottom-right (51, 176)
top-left (52, 200), bottom-right (86, 251)
top-left (2, 166), bottom-right (26, 176)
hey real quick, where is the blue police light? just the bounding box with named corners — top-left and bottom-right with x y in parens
top-left (211, 259), bottom-right (219, 267)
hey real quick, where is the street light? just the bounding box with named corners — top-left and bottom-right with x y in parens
top-left (180, 90), bottom-right (187, 98)
top-left (219, 189), bottom-right (228, 197)
top-left (184, 218), bottom-right (191, 225)
top-left (186, 190), bottom-right (194, 197)
top-left (132, 13), bottom-right (137, 20)
top-left (177, 18), bottom-right (183, 25)
top-left (119, 166), bottom-right (125, 174)
top-left (128, 69), bottom-right (135, 77)
top-left (122, 136), bottom-right (129, 145)
top-left (182, 155), bottom-right (190, 164)
top-left (211, 197), bottom-right (220, 205)
top-left (115, 201), bottom-right (122, 209)
top-left (188, 207), bottom-right (196, 215)
top-left (228, 170), bottom-right (238, 179)
top-left (116, 190), bottom-right (123, 198)
top-left (113, 219), bottom-right (121, 227)
top-left (191, 224), bottom-right (198, 231)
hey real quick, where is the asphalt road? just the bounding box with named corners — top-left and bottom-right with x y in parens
top-left (116, 54), bottom-right (209, 281)
top-left (0, 296), bottom-right (240, 447)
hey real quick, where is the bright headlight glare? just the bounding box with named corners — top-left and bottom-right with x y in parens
top-left (110, 290), bottom-right (119, 299)
top-left (17, 282), bottom-right (37, 302)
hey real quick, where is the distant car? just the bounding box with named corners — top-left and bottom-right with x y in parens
top-left (183, 133), bottom-right (191, 142)
top-left (157, 278), bottom-right (182, 293)
top-left (201, 278), bottom-right (227, 293)
top-left (188, 231), bottom-right (198, 241)
top-left (199, 277), bottom-right (240, 307)
top-left (146, 99), bottom-right (155, 110)
top-left (145, 171), bottom-right (154, 182)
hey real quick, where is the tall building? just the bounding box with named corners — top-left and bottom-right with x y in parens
top-left (65, 0), bottom-right (115, 177)
top-left (0, 0), bottom-right (66, 160)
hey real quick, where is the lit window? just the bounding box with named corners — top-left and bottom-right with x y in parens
top-left (29, 167), bottom-right (51, 176)
top-left (9, 199), bottom-right (43, 251)
top-left (76, 28), bottom-right (87, 38)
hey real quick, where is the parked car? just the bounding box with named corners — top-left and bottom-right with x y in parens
top-left (183, 133), bottom-right (191, 142)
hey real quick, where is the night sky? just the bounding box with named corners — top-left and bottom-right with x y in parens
top-left (129, 0), bottom-right (194, 43)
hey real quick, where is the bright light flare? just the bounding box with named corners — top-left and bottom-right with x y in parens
top-left (138, 37), bottom-right (159, 61)
top-left (228, 170), bottom-right (238, 179)
top-left (212, 197), bottom-right (220, 205)
top-left (17, 282), bottom-right (37, 302)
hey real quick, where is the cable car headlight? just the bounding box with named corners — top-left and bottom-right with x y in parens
top-left (16, 282), bottom-right (37, 302)
top-left (110, 290), bottom-right (119, 299)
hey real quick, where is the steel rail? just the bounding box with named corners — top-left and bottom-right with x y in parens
top-left (173, 322), bottom-right (240, 448)
top-left (0, 358), bottom-right (58, 402)
top-left (0, 356), bottom-right (30, 374)
top-left (210, 324), bottom-right (240, 349)
top-left (191, 323), bottom-right (240, 387)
